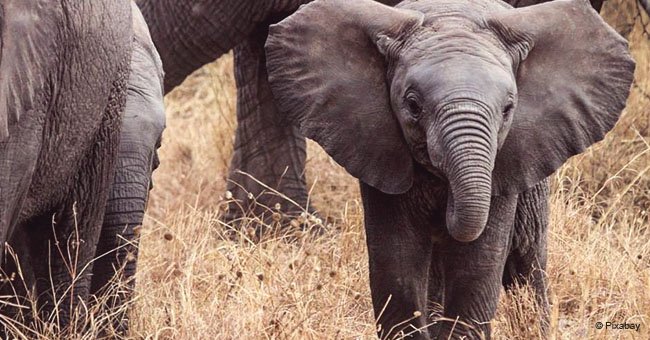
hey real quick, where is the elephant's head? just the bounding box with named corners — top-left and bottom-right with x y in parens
top-left (265, 0), bottom-right (634, 242)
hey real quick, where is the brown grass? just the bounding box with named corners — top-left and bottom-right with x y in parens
top-left (2, 1), bottom-right (649, 339)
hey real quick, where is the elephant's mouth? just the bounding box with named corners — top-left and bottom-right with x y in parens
top-left (413, 143), bottom-right (447, 181)
top-left (426, 165), bottom-right (447, 182)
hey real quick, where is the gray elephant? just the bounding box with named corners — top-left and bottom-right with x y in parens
top-left (264, 0), bottom-right (634, 338)
top-left (0, 0), bottom-right (164, 332)
top-left (132, 0), bottom-right (611, 223)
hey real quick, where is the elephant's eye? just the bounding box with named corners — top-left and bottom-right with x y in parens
top-left (503, 102), bottom-right (514, 120)
top-left (405, 95), bottom-right (422, 119)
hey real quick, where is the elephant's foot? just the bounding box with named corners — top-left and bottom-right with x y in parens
top-left (430, 323), bottom-right (488, 340)
top-left (225, 167), bottom-right (313, 215)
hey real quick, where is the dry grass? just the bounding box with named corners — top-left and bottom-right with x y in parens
top-left (2, 1), bottom-right (649, 339)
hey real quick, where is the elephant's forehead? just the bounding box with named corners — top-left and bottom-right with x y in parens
top-left (404, 55), bottom-right (514, 98)
top-left (403, 28), bottom-right (511, 70)
top-left (397, 0), bottom-right (511, 67)
top-left (398, 31), bottom-right (515, 103)
top-left (397, 0), bottom-right (510, 20)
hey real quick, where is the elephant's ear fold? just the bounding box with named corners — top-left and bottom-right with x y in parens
top-left (486, 0), bottom-right (635, 195)
top-left (0, 2), bottom-right (59, 141)
top-left (265, 0), bottom-right (423, 195)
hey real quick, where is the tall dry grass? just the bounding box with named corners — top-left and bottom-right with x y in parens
top-left (1, 1), bottom-right (648, 339)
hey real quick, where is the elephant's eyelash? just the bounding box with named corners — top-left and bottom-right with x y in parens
top-left (405, 95), bottom-right (423, 119)
top-left (404, 89), bottom-right (423, 119)
top-left (503, 102), bottom-right (514, 118)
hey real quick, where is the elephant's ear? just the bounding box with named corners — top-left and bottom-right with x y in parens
top-left (486, 0), bottom-right (635, 195)
top-left (265, 0), bottom-right (423, 194)
top-left (0, 2), bottom-right (60, 141)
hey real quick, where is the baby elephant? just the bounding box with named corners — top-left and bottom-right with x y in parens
top-left (265, 0), bottom-right (634, 338)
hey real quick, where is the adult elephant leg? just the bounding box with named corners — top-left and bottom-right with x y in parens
top-left (0, 217), bottom-right (50, 333)
top-left (502, 178), bottom-right (550, 332)
top-left (0, 117), bottom-right (43, 266)
top-left (135, 0), bottom-right (311, 221)
top-left (227, 31), bottom-right (309, 221)
top-left (360, 182), bottom-right (440, 340)
top-left (433, 194), bottom-right (518, 339)
top-left (37, 76), bottom-right (127, 329)
top-left (90, 22), bottom-right (166, 333)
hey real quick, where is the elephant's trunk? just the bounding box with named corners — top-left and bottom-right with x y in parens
top-left (431, 103), bottom-right (497, 242)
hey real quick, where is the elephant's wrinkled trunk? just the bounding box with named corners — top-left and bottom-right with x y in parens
top-left (430, 103), bottom-right (497, 242)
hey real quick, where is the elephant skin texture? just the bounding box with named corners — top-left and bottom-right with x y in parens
top-left (0, 0), bottom-right (165, 333)
top-left (265, 0), bottom-right (634, 338)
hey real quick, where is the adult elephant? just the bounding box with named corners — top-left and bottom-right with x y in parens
top-left (264, 0), bottom-right (634, 338)
top-left (133, 0), bottom-right (611, 221)
top-left (0, 0), bottom-right (164, 332)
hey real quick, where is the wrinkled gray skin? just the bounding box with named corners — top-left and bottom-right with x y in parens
top-left (0, 0), bottom-right (164, 332)
top-left (132, 0), bottom-right (608, 223)
top-left (265, 0), bottom-right (635, 338)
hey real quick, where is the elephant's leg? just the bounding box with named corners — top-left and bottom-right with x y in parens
top-left (0, 216), bottom-right (49, 331)
top-left (89, 130), bottom-right (162, 332)
top-left (89, 14), bottom-right (166, 333)
top-left (360, 183), bottom-right (436, 340)
top-left (36, 80), bottom-right (125, 330)
top-left (135, 0), bottom-right (312, 221)
top-left (227, 31), bottom-right (309, 221)
top-left (40, 205), bottom-right (103, 327)
top-left (502, 178), bottom-right (550, 330)
top-left (0, 116), bottom-right (47, 333)
top-left (434, 194), bottom-right (518, 340)
top-left (89, 133), bottom-right (161, 334)
top-left (0, 113), bottom-right (45, 267)
top-left (427, 257), bottom-right (445, 321)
